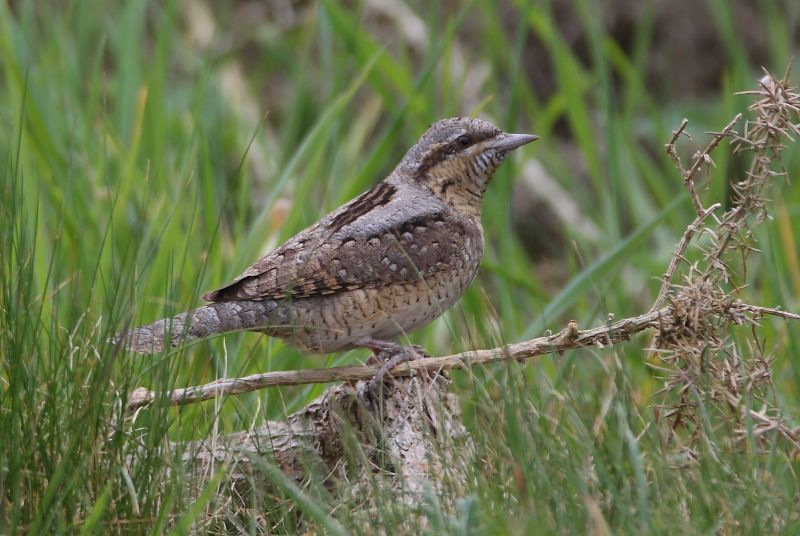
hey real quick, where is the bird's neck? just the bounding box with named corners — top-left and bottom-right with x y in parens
top-left (422, 159), bottom-right (491, 220)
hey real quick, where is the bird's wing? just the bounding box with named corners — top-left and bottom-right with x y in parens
top-left (203, 181), bottom-right (479, 302)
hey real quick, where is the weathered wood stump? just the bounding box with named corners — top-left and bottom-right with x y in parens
top-left (179, 372), bottom-right (471, 527)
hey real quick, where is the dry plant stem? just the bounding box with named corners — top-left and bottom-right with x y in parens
top-left (651, 70), bottom-right (800, 455)
top-left (737, 303), bottom-right (800, 322)
top-left (665, 118), bottom-right (690, 175)
top-left (683, 115), bottom-right (741, 207)
top-left (666, 115), bottom-right (742, 216)
top-left (649, 202), bottom-right (721, 314)
top-left (651, 114), bottom-right (741, 314)
top-left (125, 301), bottom-right (797, 412)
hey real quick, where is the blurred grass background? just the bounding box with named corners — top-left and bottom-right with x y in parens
top-left (1, 0), bottom-right (799, 533)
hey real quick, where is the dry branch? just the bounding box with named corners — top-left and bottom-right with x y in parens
top-left (126, 301), bottom-right (798, 412)
top-left (649, 69), bottom-right (800, 454)
top-left (649, 203), bottom-right (721, 314)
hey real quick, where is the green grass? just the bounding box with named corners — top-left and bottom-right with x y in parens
top-left (1, 0), bottom-right (799, 533)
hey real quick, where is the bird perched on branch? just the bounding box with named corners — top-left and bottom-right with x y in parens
top-left (118, 117), bottom-right (538, 395)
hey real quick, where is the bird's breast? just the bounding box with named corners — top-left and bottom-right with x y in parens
top-left (267, 218), bottom-right (484, 354)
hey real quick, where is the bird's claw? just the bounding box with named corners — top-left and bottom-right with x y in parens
top-left (366, 344), bottom-right (429, 403)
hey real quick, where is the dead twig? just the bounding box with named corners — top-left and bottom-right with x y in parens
top-left (126, 313), bottom-right (647, 411)
top-left (126, 301), bottom-right (798, 412)
top-left (651, 69), bottom-right (800, 454)
top-left (649, 203), bottom-right (721, 314)
top-left (665, 115), bottom-right (742, 216)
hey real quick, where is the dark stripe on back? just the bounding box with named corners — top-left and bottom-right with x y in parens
top-left (329, 181), bottom-right (397, 234)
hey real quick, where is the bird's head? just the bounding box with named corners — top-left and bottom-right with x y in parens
top-left (400, 117), bottom-right (538, 216)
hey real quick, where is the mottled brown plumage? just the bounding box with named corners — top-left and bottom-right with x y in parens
top-left (119, 117), bottom-right (538, 373)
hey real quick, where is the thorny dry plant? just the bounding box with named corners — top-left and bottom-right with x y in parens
top-left (650, 68), bottom-right (800, 459)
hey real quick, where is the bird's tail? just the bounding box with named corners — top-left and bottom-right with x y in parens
top-left (115, 301), bottom-right (282, 354)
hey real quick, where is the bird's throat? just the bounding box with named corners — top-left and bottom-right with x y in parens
top-left (425, 160), bottom-right (490, 219)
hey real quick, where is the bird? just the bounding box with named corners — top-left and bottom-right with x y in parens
top-left (118, 117), bottom-right (538, 394)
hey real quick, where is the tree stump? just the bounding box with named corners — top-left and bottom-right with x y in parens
top-left (180, 371), bottom-right (472, 527)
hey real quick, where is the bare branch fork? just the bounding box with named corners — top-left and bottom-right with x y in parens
top-left (665, 114), bottom-right (741, 217)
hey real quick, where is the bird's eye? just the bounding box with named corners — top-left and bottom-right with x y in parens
top-left (457, 135), bottom-right (471, 146)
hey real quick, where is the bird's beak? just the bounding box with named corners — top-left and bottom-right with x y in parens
top-left (489, 133), bottom-right (540, 152)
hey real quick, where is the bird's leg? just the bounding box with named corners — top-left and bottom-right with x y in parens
top-left (359, 338), bottom-right (429, 400)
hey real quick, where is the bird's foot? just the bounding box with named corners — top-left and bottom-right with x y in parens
top-left (362, 340), bottom-right (429, 402)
